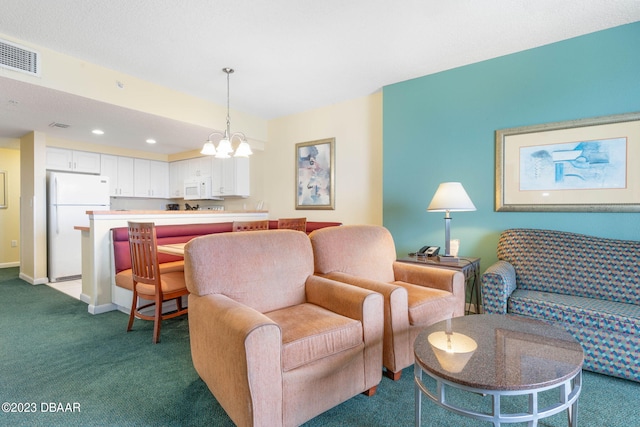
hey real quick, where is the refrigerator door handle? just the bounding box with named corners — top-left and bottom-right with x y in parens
top-left (55, 204), bottom-right (59, 234)
top-left (53, 176), bottom-right (59, 234)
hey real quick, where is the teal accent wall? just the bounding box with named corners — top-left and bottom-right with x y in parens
top-left (383, 22), bottom-right (640, 270)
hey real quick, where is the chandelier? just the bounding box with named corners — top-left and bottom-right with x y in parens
top-left (200, 67), bottom-right (253, 158)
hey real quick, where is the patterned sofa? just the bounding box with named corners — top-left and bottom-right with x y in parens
top-left (482, 228), bottom-right (639, 382)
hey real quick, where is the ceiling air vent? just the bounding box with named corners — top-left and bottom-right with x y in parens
top-left (49, 122), bottom-right (70, 129)
top-left (0, 38), bottom-right (40, 76)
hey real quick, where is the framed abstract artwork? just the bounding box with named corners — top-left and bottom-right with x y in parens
top-left (295, 138), bottom-right (335, 210)
top-left (495, 111), bottom-right (640, 212)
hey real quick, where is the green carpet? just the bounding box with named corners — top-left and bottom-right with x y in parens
top-left (1, 269), bottom-right (638, 426)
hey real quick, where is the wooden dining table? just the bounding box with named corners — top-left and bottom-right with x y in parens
top-left (157, 243), bottom-right (187, 256)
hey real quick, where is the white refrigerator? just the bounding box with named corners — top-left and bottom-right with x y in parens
top-left (47, 171), bottom-right (110, 282)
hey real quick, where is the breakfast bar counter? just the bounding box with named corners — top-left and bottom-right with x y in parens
top-left (77, 210), bottom-right (268, 314)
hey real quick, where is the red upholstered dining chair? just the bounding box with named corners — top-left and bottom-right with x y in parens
top-left (126, 221), bottom-right (189, 343)
top-left (232, 220), bottom-right (269, 232)
top-left (277, 217), bottom-right (307, 232)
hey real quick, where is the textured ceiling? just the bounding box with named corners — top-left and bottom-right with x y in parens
top-left (0, 0), bottom-right (639, 154)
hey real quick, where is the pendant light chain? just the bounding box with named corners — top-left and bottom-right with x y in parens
top-left (225, 68), bottom-right (233, 138)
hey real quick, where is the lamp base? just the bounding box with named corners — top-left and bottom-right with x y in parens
top-left (438, 255), bottom-right (459, 263)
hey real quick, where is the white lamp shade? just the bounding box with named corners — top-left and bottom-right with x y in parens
top-left (200, 141), bottom-right (217, 155)
top-left (234, 140), bottom-right (253, 157)
top-left (427, 182), bottom-right (476, 212)
top-left (217, 138), bottom-right (233, 154)
top-left (215, 139), bottom-right (233, 158)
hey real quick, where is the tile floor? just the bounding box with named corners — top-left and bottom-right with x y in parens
top-left (47, 278), bottom-right (82, 300)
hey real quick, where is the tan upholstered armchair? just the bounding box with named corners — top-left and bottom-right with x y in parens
top-left (183, 229), bottom-right (383, 427)
top-left (309, 225), bottom-right (465, 380)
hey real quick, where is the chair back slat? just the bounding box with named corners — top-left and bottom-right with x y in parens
top-left (277, 217), bottom-right (307, 232)
top-left (232, 220), bottom-right (270, 232)
top-left (128, 222), bottom-right (161, 287)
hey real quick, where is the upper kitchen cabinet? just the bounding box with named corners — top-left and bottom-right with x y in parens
top-left (169, 156), bottom-right (213, 198)
top-left (187, 156), bottom-right (212, 177)
top-left (169, 160), bottom-right (188, 198)
top-left (212, 157), bottom-right (250, 198)
top-left (46, 147), bottom-right (101, 174)
top-left (100, 155), bottom-right (134, 197)
top-left (134, 159), bottom-right (169, 198)
top-left (149, 160), bottom-right (169, 198)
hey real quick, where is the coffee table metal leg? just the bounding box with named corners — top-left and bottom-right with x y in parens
top-left (415, 363), bottom-right (422, 427)
top-left (528, 390), bottom-right (539, 427)
top-left (567, 371), bottom-right (581, 427)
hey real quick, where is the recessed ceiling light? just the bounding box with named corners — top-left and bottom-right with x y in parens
top-left (146, 139), bottom-right (157, 144)
top-left (92, 129), bottom-right (104, 135)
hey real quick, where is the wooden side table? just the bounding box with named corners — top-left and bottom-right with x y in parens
top-left (397, 255), bottom-right (482, 314)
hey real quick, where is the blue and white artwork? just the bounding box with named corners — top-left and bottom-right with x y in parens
top-left (519, 138), bottom-right (627, 191)
top-left (297, 142), bottom-right (332, 206)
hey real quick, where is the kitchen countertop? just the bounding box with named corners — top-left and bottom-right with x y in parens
top-left (86, 210), bottom-right (268, 215)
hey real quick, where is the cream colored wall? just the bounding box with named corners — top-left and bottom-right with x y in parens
top-left (0, 33), bottom-right (267, 145)
top-left (264, 93), bottom-right (383, 225)
top-left (0, 147), bottom-right (21, 267)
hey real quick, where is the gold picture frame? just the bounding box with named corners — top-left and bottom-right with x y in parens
top-left (496, 111), bottom-right (640, 212)
top-left (295, 138), bottom-right (335, 210)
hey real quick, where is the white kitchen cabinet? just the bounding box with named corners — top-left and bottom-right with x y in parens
top-left (133, 159), bottom-right (150, 197)
top-left (169, 157), bottom-right (213, 198)
top-left (169, 160), bottom-right (188, 198)
top-left (212, 157), bottom-right (250, 197)
top-left (100, 155), bottom-right (134, 196)
top-left (134, 159), bottom-right (169, 198)
top-left (46, 147), bottom-right (101, 174)
top-left (149, 160), bottom-right (169, 198)
top-left (186, 156), bottom-right (212, 177)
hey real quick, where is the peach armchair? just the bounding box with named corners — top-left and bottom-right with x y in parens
top-left (309, 225), bottom-right (465, 380)
top-left (183, 229), bottom-right (383, 427)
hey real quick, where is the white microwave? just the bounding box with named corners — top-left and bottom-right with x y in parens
top-left (183, 177), bottom-right (221, 200)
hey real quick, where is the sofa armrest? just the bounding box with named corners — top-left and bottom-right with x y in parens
top-left (188, 293), bottom-right (282, 427)
top-left (305, 275), bottom-right (384, 388)
top-left (481, 260), bottom-right (517, 314)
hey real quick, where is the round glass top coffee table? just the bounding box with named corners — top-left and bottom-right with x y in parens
top-left (414, 314), bottom-right (583, 427)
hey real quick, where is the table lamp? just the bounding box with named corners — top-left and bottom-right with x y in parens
top-left (427, 182), bottom-right (476, 261)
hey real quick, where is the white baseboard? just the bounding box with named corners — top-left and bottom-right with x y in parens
top-left (18, 272), bottom-right (49, 285)
top-left (88, 303), bottom-right (117, 315)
